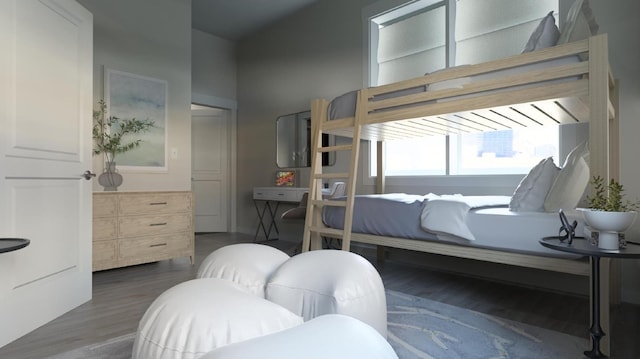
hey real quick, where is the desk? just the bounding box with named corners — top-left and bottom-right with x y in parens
top-left (540, 237), bottom-right (640, 359)
top-left (0, 238), bottom-right (30, 253)
top-left (253, 187), bottom-right (308, 240)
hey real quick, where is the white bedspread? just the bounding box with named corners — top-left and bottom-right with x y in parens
top-left (420, 194), bottom-right (511, 240)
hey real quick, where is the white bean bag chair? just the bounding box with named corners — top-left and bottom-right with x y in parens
top-left (200, 314), bottom-right (398, 359)
top-left (132, 278), bottom-right (303, 359)
top-left (266, 249), bottom-right (388, 337)
top-left (197, 243), bottom-right (289, 297)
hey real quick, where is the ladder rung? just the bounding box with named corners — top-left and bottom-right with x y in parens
top-left (309, 199), bottom-right (346, 207)
top-left (313, 173), bottom-right (349, 180)
top-left (317, 144), bottom-right (352, 153)
top-left (308, 226), bottom-right (344, 237)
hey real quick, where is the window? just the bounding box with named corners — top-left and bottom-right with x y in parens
top-left (366, 0), bottom-right (561, 177)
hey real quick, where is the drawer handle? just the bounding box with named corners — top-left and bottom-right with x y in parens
top-left (149, 222), bottom-right (167, 227)
top-left (149, 243), bottom-right (167, 248)
top-left (149, 202), bottom-right (168, 206)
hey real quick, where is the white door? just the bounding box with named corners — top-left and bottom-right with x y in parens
top-left (0, 0), bottom-right (93, 347)
top-left (191, 107), bottom-right (229, 232)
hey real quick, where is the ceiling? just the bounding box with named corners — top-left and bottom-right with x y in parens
top-left (192, 0), bottom-right (320, 41)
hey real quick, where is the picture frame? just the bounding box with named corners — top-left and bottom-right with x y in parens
top-left (276, 170), bottom-right (296, 187)
top-left (105, 68), bottom-right (168, 171)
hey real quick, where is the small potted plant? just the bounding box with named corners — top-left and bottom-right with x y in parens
top-left (93, 99), bottom-right (155, 190)
top-left (579, 176), bottom-right (638, 249)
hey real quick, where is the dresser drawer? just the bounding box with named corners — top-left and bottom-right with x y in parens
top-left (93, 240), bottom-right (116, 264)
top-left (118, 213), bottom-right (192, 238)
top-left (93, 217), bottom-right (117, 241)
top-left (93, 193), bottom-right (117, 217)
top-left (118, 232), bottom-right (193, 261)
top-left (253, 187), bottom-right (304, 202)
top-left (118, 192), bottom-right (192, 216)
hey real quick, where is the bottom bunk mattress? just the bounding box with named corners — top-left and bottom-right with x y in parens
top-left (322, 194), bottom-right (584, 259)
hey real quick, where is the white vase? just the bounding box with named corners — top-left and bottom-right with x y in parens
top-left (98, 161), bottom-right (123, 191)
top-left (578, 209), bottom-right (637, 249)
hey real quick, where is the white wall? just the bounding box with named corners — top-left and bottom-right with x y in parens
top-left (79, 0), bottom-right (192, 191)
top-left (237, 0), bottom-right (640, 302)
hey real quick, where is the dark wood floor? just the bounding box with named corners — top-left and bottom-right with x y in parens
top-left (1, 233), bottom-right (639, 358)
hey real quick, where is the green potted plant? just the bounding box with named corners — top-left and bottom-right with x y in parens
top-left (586, 176), bottom-right (639, 212)
top-left (579, 176), bottom-right (638, 249)
top-left (93, 99), bottom-right (155, 190)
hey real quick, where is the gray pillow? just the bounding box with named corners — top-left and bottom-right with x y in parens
top-left (522, 11), bottom-right (560, 53)
top-left (328, 90), bottom-right (358, 120)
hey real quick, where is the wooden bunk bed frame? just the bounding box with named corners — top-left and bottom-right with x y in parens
top-left (302, 34), bottom-right (618, 353)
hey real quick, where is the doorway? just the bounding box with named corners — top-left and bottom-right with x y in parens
top-left (191, 105), bottom-right (231, 232)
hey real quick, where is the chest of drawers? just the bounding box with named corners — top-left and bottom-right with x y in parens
top-left (92, 191), bottom-right (194, 271)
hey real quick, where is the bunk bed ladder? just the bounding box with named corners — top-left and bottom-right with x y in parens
top-left (302, 92), bottom-right (364, 252)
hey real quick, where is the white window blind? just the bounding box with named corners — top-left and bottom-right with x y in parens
top-left (376, 5), bottom-right (446, 85)
top-left (455, 0), bottom-right (559, 65)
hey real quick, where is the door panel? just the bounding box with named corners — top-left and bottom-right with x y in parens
top-left (0, 0), bottom-right (93, 347)
top-left (191, 108), bottom-right (229, 232)
top-left (16, 1), bottom-right (81, 156)
top-left (11, 181), bottom-right (82, 286)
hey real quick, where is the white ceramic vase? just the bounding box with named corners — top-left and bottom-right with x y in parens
top-left (578, 209), bottom-right (637, 250)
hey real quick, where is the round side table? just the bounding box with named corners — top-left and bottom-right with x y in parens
top-left (0, 238), bottom-right (30, 254)
top-left (540, 236), bottom-right (640, 359)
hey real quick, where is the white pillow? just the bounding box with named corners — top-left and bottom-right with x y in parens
top-left (510, 157), bottom-right (560, 212)
top-left (544, 142), bottom-right (590, 212)
top-left (522, 11), bottom-right (560, 53)
top-left (557, 0), bottom-right (599, 45)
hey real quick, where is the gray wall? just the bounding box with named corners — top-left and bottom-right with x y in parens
top-left (236, 0), bottom-right (371, 235)
top-left (192, 29), bottom-right (237, 102)
top-left (237, 0), bottom-right (640, 302)
top-left (79, 0), bottom-right (192, 191)
top-left (589, 0), bottom-right (640, 303)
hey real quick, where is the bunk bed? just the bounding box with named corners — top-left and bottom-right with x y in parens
top-left (302, 38), bottom-right (616, 271)
top-left (301, 1), bottom-right (618, 353)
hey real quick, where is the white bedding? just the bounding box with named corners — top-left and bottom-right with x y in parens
top-left (420, 194), bottom-right (511, 240)
top-left (419, 195), bottom-right (584, 259)
top-left (460, 207), bottom-right (584, 259)
top-left (322, 194), bottom-right (584, 259)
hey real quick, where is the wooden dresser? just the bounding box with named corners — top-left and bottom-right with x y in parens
top-left (92, 191), bottom-right (194, 271)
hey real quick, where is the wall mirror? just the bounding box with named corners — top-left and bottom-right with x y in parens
top-left (276, 111), bottom-right (335, 168)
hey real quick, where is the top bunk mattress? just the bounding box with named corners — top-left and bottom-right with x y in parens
top-left (330, 55), bottom-right (582, 120)
top-left (327, 54), bottom-right (588, 141)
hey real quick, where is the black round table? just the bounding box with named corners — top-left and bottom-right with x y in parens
top-left (540, 236), bottom-right (640, 359)
top-left (0, 238), bottom-right (30, 253)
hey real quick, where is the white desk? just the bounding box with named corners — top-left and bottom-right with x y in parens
top-left (253, 187), bottom-right (308, 240)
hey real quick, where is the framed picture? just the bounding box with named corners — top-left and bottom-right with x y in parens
top-left (105, 68), bottom-right (168, 171)
top-left (276, 171), bottom-right (296, 187)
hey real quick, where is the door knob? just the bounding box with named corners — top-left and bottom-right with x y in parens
top-left (82, 170), bottom-right (97, 180)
